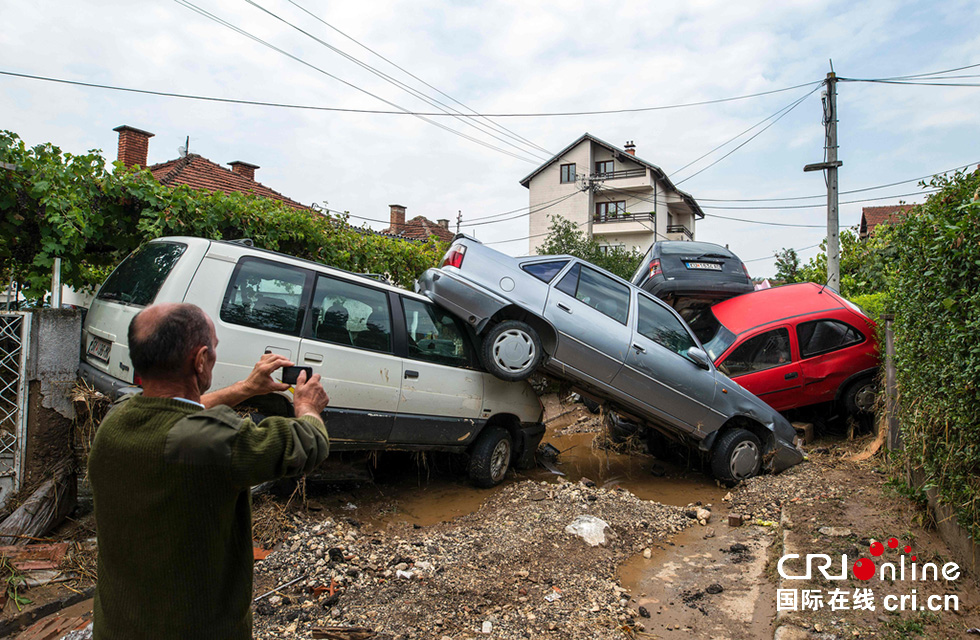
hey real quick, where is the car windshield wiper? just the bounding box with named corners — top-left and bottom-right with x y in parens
top-left (691, 252), bottom-right (730, 260)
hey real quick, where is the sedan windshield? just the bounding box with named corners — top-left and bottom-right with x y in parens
top-left (687, 309), bottom-right (737, 361)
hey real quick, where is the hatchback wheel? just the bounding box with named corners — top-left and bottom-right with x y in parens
top-left (468, 426), bottom-right (513, 488)
top-left (481, 320), bottom-right (542, 381)
top-left (843, 377), bottom-right (877, 415)
top-left (711, 428), bottom-right (762, 485)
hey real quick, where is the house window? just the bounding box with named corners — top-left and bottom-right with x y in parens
top-left (597, 244), bottom-right (626, 255)
top-left (595, 201), bottom-right (626, 222)
top-left (560, 163), bottom-right (576, 184)
top-left (595, 160), bottom-right (614, 176)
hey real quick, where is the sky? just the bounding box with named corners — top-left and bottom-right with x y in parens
top-left (2, 0), bottom-right (978, 278)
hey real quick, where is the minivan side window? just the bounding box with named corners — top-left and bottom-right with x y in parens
top-left (97, 242), bottom-right (187, 306)
top-left (721, 328), bottom-right (791, 377)
top-left (521, 260), bottom-right (568, 283)
top-left (797, 320), bottom-right (863, 358)
top-left (636, 294), bottom-right (697, 358)
top-left (308, 275), bottom-right (392, 353)
top-left (555, 263), bottom-right (630, 325)
top-left (402, 298), bottom-right (473, 367)
top-left (220, 258), bottom-right (309, 336)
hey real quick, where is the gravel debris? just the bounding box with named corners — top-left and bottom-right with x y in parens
top-left (724, 454), bottom-right (842, 522)
top-left (252, 477), bottom-right (691, 640)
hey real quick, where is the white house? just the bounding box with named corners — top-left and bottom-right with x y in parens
top-left (520, 133), bottom-right (704, 255)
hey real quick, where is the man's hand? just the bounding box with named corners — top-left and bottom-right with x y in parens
top-left (201, 352), bottom-right (293, 409)
top-left (242, 353), bottom-right (293, 397)
top-left (292, 370), bottom-right (329, 420)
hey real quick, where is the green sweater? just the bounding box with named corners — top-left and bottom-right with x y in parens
top-left (88, 395), bottom-right (329, 640)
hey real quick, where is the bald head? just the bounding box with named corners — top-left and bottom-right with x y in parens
top-left (129, 303), bottom-right (215, 382)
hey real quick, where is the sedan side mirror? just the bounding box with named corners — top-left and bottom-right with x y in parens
top-left (686, 347), bottom-right (712, 370)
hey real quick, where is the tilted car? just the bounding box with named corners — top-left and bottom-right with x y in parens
top-left (630, 240), bottom-right (754, 317)
top-left (689, 282), bottom-right (879, 419)
top-left (79, 237), bottom-right (544, 487)
top-left (416, 236), bottom-right (804, 483)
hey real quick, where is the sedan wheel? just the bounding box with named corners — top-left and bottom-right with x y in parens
top-left (711, 428), bottom-right (763, 485)
top-left (468, 426), bottom-right (513, 488)
top-left (844, 377), bottom-right (877, 415)
top-left (481, 320), bottom-right (543, 381)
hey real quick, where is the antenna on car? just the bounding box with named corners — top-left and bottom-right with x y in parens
top-left (818, 277), bottom-right (830, 294)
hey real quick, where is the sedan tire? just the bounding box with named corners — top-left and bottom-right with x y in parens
top-left (468, 426), bottom-right (513, 488)
top-left (843, 376), bottom-right (877, 416)
top-left (711, 428), bottom-right (762, 484)
top-left (481, 320), bottom-right (543, 381)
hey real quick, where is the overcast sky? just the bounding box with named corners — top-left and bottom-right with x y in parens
top-left (3, 0), bottom-right (978, 277)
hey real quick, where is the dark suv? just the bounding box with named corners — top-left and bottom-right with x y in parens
top-left (631, 241), bottom-right (753, 316)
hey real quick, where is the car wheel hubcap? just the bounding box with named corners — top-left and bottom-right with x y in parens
top-left (490, 439), bottom-right (511, 480)
top-left (730, 441), bottom-right (759, 479)
top-left (492, 330), bottom-right (535, 372)
top-left (854, 384), bottom-right (876, 412)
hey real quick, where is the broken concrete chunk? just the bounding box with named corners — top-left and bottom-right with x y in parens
top-left (818, 526), bottom-right (853, 537)
top-left (564, 515), bottom-right (611, 547)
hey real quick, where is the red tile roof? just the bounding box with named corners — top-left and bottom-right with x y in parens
top-left (149, 154), bottom-right (308, 210)
top-left (860, 204), bottom-right (916, 238)
top-left (382, 215), bottom-right (454, 242)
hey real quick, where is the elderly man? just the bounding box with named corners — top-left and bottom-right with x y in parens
top-left (88, 303), bottom-right (330, 640)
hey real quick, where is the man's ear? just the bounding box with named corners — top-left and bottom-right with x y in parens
top-left (192, 344), bottom-right (210, 374)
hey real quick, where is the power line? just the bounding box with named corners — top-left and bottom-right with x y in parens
top-left (671, 85), bottom-right (821, 186)
top-left (243, 0), bottom-right (551, 163)
top-left (700, 189), bottom-right (937, 210)
top-left (281, 0), bottom-right (553, 157)
top-left (841, 78), bottom-right (980, 87)
top-left (743, 243), bottom-right (822, 263)
top-left (0, 69), bottom-right (824, 119)
top-left (173, 0), bottom-right (539, 164)
top-left (870, 61), bottom-right (980, 81)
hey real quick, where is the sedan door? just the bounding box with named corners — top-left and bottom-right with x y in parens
top-left (612, 293), bottom-right (721, 432)
top-left (716, 326), bottom-right (803, 412)
top-left (543, 262), bottom-right (632, 384)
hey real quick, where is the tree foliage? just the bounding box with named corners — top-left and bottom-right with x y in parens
top-left (537, 214), bottom-right (644, 280)
top-left (0, 130), bottom-right (445, 301)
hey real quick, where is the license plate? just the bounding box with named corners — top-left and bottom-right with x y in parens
top-left (87, 337), bottom-right (111, 363)
top-left (685, 262), bottom-right (723, 271)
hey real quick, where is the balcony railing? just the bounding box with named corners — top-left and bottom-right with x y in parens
top-left (595, 168), bottom-right (647, 180)
top-left (667, 224), bottom-right (693, 240)
top-left (593, 212), bottom-right (655, 224)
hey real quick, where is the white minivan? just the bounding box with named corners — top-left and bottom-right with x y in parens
top-left (80, 237), bottom-right (544, 487)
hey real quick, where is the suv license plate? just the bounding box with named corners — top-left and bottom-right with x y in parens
top-left (685, 262), bottom-right (723, 271)
top-left (87, 337), bottom-right (111, 363)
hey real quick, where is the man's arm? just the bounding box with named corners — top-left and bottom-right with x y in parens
top-left (201, 353), bottom-right (292, 409)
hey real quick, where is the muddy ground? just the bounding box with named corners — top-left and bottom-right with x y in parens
top-left (3, 395), bottom-right (980, 639)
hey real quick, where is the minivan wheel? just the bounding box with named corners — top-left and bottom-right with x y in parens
top-left (481, 320), bottom-right (543, 382)
top-left (843, 376), bottom-right (877, 415)
top-left (711, 428), bottom-right (762, 485)
top-left (468, 426), bottom-right (513, 488)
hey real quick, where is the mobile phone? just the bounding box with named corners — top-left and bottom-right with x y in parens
top-left (281, 365), bottom-right (313, 385)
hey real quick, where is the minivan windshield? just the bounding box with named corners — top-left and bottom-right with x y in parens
top-left (96, 242), bottom-right (187, 306)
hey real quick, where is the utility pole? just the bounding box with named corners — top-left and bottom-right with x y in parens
top-left (456, 210), bottom-right (462, 235)
top-left (804, 65), bottom-right (842, 292)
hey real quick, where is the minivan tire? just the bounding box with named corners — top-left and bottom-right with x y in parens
top-left (711, 428), bottom-right (762, 485)
top-left (481, 320), bottom-right (543, 382)
top-left (468, 426), bottom-right (513, 488)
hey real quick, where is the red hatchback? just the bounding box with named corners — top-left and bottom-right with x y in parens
top-left (690, 283), bottom-right (879, 417)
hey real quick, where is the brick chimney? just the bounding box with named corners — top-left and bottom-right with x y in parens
top-left (389, 204), bottom-right (406, 233)
top-left (113, 125), bottom-right (154, 168)
top-left (437, 219), bottom-right (450, 230)
top-left (624, 141), bottom-right (636, 156)
top-left (229, 161), bottom-right (259, 181)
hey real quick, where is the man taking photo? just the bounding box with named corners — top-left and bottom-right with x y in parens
top-left (88, 302), bottom-right (330, 639)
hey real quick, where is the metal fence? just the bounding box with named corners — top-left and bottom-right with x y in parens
top-left (0, 312), bottom-right (30, 504)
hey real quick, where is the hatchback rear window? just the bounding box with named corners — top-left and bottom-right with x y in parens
top-left (96, 242), bottom-right (187, 306)
top-left (660, 242), bottom-right (735, 258)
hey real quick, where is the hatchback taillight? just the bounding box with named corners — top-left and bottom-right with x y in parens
top-left (443, 244), bottom-right (467, 269)
top-left (648, 259), bottom-right (662, 279)
top-left (742, 263), bottom-right (750, 279)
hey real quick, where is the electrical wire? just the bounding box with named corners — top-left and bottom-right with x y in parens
top-left (173, 0), bottom-right (539, 164)
top-left (243, 0), bottom-right (552, 163)
top-left (700, 189), bottom-right (937, 210)
top-left (743, 243), bottom-right (822, 263)
top-left (671, 85), bottom-right (822, 186)
top-left (868, 61), bottom-right (980, 81)
top-left (840, 78), bottom-right (980, 87)
top-left (0, 69), bottom-right (824, 119)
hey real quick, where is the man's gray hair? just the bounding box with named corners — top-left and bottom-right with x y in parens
top-left (128, 304), bottom-right (214, 380)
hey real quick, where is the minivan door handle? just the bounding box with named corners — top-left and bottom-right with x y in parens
top-left (784, 371), bottom-right (798, 380)
top-left (557, 303), bottom-right (572, 313)
top-left (304, 353), bottom-right (324, 364)
top-left (405, 370), bottom-right (419, 379)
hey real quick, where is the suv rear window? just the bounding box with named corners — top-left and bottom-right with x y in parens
top-left (96, 242), bottom-right (187, 306)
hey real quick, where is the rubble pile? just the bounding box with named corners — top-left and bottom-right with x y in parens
top-left (724, 454), bottom-right (842, 522)
top-left (253, 478), bottom-right (691, 640)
